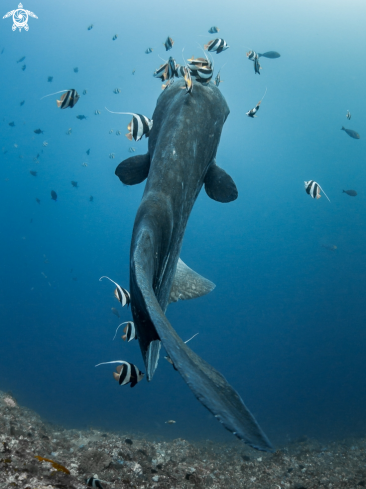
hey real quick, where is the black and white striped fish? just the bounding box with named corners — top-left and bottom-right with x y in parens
top-left (246, 50), bottom-right (258, 61)
top-left (164, 36), bottom-right (174, 51)
top-left (145, 47), bottom-right (153, 54)
top-left (247, 88), bottom-right (267, 118)
top-left (85, 476), bottom-right (104, 489)
top-left (208, 26), bottom-right (220, 33)
top-left (177, 66), bottom-right (193, 94)
top-left (346, 110), bottom-right (351, 120)
top-left (214, 70), bottom-right (222, 87)
top-left (96, 360), bottom-right (144, 388)
top-left (154, 57), bottom-right (177, 82)
top-left (204, 38), bottom-right (229, 54)
top-left (304, 180), bottom-right (331, 202)
top-left (187, 57), bottom-right (213, 84)
top-left (99, 276), bottom-right (131, 307)
top-left (114, 321), bottom-right (136, 342)
top-left (40, 89), bottom-right (80, 109)
top-left (105, 110), bottom-right (153, 141)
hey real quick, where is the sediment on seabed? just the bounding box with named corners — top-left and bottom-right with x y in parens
top-left (0, 391), bottom-right (365, 488)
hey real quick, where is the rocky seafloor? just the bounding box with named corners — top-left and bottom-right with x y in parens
top-left (1, 391), bottom-right (366, 489)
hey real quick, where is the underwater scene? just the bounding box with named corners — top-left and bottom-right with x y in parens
top-left (1, 0), bottom-right (366, 487)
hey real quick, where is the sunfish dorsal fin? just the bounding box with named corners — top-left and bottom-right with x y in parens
top-left (169, 259), bottom-right (215, 304)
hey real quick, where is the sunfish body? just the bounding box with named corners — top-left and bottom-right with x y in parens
top-left (115, 79), bottom-right (272, 451)
top-left (341, 126), bottom-right (360, 139)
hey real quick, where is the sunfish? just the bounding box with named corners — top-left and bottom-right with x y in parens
top-left (114, 79), bottom-right (272, 451)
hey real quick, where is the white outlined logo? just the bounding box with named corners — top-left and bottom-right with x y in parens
top-left (3, 3), bottom-right (38, 31)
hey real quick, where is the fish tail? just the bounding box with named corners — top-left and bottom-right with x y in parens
top-left (131, 227), bottom-right (273, 452)
top-left (341, 126), bottom-right (345, 130)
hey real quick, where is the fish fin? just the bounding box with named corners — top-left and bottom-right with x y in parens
top-left (113, 372), bottom-right (119, 381)
top-left (56, 100), bottom-right (62, 108)
top-left (204, 160), bottom-right (238, 203)
top-left (115, 152), bottom-right (150, 185)
top-left (169, 258), bottom-right (215, 304)
top-left (125, 132), bottom-right (133, 141)
top-left (122, 335), bottom-right (127, 341)
top-left (131, 232), bottom-right (272, 451)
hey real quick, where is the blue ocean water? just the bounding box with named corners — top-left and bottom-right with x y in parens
top-left (1, 0), bottom-right (365, 447)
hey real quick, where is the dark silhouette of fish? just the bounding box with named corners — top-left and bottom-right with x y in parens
top-left (341, 126), bottom-right (360, 139)
top-left (89, 196), bottom-right (93, 202)
top-left (48, 76), bottom-right (53, 82)
top-left (8, 122), bottom-right (15, 127)
top-left (51, 190), bottom-right (57, 201)
top-left (74, 67), bottom-right (79, 73)
top-left (86, 149), bottom-right (90, 155)
top-left (258, 51), bottom-right (281, 58)
top-left (21, 65), bottom-right (26, 71)
top-left (1, 48), bottom-right (4, 55)
top-left (76, 115), bottom-right (87, 120)
top-left (30, 171), bottom-right (37, 177)
top-left (343, 189), bottom-right (357, 196)
top-left (115, 79), bottom-right (272, 451)
top-left (34, 129), bottom-right (44, 134)
top-left (17, 56), bottom-right (25, 63)
top-left (20, 100), bottom-right (25, 106)
top-left (36, 198), bottom-right (41, 204)
top-left (71, 181), bottom-right (78, 188)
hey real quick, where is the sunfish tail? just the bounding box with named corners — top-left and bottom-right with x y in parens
top-left (131, 230), bottom-right (273, 452)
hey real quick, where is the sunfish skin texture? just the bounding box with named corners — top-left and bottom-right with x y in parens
top-left (116, 79), bottom-right (272, 451)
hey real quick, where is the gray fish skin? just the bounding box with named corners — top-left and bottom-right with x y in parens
top-left (258, 51), bottom-right (281, 58)
top-left (341, 126), bottom-right (360, 139)
top-left (116, 79), bottom-right (272, 452)
top-left (343, 189), bottom-right (357, 196)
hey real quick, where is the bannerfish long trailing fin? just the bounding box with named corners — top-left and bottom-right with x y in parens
top-left (304, 180), bottom-right (331, 202)
top-left (105, 109), bottom-right (153, 141)
top-left (95, 360), bottom-right (144, 388)
top-left (165, 333), bottom-right (199, 370)
top-left (115, 79), bottom-right (272, 451)
top-left (99, 276), bottom-right (131, 307)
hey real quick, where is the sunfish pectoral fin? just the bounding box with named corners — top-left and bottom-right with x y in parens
top-left (115, 152), bottom-right (150, 185)
top-left (139, 277), bottom-right (273, 451)
top-left (204, 161), bottom-right (238, 203)
top-left (169, 258), bottom-right (215, 304)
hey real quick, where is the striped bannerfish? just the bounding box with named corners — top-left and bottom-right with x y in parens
top-left (113, 321), bottom-right (136, 341)
top-left (246, 50), bottom-right (258, 61)
top-left (95, 360), bottom-right (144, 388)
top-left (204, 38), bottom-right (229, 54)
top-left (304, 181), bottom-right (331, 202)
top-left (187, 57), bottom-right (214, 84)
top-left (105, 109), bottom-right (153, 141)
top-left (40, 89), bottom-right (80, 109)
top-left (182, 67), bottom-right (193, 94)
top-left (164, 36), bottom-right (174, 51)
top-left (346, 110), bottom-right (351, 120)
top-left (208, 26), bottom-right (220, 33)
top-left (145, 47), bottom-right (153, 54)
top-left (122, 322), bottom-right (136, 342)
top-left (85, 476), bottom-right (104, 488)
top-left (99, 276), bottom-right (131, 307)
top-left (247, 88), bottom-right (267, 117)
top-left (153, 62), bottom-right (169, 81)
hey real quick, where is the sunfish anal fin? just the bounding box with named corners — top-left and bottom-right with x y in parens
top-left (169, 258), bottom-right (215, 304)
